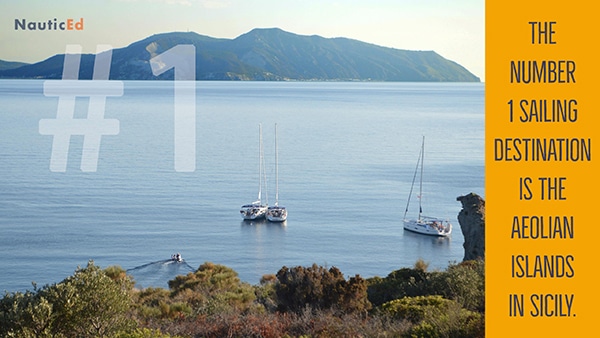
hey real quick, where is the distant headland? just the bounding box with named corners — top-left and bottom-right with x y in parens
top-left (0, 28), bottom-right (479, 82)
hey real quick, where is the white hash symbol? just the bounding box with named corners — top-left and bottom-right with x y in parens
top-left (39, 45), bottom-right (123, 172)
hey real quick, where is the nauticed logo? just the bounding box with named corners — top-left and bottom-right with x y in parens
top-left (14, 18), bottom-right (84, 31)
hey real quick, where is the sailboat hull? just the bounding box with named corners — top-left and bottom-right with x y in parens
top-left (240, 204), bottom-right (267, 220)
top-left (267, 206), bottom-right (287, 222)
top-left (403, 218), bottom-right (452, 237)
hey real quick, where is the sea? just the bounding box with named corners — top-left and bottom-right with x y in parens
top-left (0, 80), bottom-right (484, 292)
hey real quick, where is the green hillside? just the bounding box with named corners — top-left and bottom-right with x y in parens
top-left (0, 28), bottom-right (480, 82)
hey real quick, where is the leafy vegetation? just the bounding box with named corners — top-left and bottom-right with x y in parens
top-left (1, 259), bottom-right (484, 337)
top-left (275, 264), bottom-right (371, 314)
top-left (0, 261), bottom-right (133, 337)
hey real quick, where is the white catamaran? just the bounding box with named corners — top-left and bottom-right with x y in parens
top-left (267, 123), bottom-right (287, 222)
top-left (403, 136), bottom-right (452, 237)
top-left (240, 124), bottom-right (268, 220)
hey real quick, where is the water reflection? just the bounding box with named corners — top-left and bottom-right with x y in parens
top-left (240, 219), bottom-right (287, 228)
top-left (399, 229), bottom-right (458, 268)
top-left (240, 219), bottom-right (287, 278)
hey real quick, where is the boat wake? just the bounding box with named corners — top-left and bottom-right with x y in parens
top-left (126, 259), bottom-right (195, 289)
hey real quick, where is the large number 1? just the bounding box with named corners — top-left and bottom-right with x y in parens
top-left (150, 45), bottom-right (196, 172)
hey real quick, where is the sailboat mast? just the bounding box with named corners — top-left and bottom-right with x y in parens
top-left (418, 135), bottom-right (425, 219)
top-left (257, 124), bottom-right (262, 202)
top-left (404, 136), bottom-right (423, 220)
top-left (274, 123), bottom-right (279, 206)
top-left (261, 124), bottom-right (268, 206)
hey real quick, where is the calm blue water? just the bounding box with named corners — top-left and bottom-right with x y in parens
top-left (0, 80), bottom-right (484, 292)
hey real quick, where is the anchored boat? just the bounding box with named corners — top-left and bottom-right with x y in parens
top-left (241, 124), bottom-right (268, 220)
top-left (267, 123), bottom-right (287, 222)
top-left (403, 136), bottom-right (452, 237)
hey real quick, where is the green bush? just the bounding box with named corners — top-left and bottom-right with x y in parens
top-left (45, 261), bottom-right (135, 337)
top-left (367, 259), bottom-right (485, 313)
top-left (381, 295), bottom-right (484, 338)
top-left (254, 274), bottom-right (278, 313)
top-left (0, 261), bottom-right (134, 338)
top-left (0, 288), bottom-right (55, 337)
top-left (367, 266), bottom-right (433, 307)
top-left (115, 327), bottom-right (183, 338)
top-left (432, 259), bottom-right (485, 312)
top-left (275, 264), bottom-right (371, 314)
top-left (168, 262), bottom-right (256, 315)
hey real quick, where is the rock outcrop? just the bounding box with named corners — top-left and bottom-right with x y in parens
top-left (456, 193), bottom-right (485, 261)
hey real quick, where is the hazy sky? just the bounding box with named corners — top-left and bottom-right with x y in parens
top-left (2, 0), bottom-right (484, 80)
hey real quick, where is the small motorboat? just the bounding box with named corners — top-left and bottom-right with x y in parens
top-left (171, 253), bottom-right (183, 262)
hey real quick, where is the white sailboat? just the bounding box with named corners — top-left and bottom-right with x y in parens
top-left (240, 124), bottom-right (268, 220)
top-left (403, 136), bottom-right (452, 237)
top-left (267, 123), bottom-right (287, 222)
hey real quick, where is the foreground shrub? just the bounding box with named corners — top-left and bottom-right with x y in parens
top-left (115, 327), bottom-right (183, 338)
top-left (154, 308), bottom-right (411, 337)
top-left (431, 259), bottom-right (485, 312)
top-left (0, 288), bottom-right (54, 337)
top-left (0, 261), bottom-right (134, 338)
top-left (168, 262), bottom-right (256, 315)
top-left (381, 295), bottom-right (484, 337)
top-left (275, 264), bottom-right (371, 314)
top-left (367, 259), bottom-right (485, 313)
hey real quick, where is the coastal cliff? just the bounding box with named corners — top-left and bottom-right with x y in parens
top-left (457, 193), bottom-right (485, 261)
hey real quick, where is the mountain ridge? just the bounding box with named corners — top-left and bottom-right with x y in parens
top-left (0, 28), bottom-right (479, 82)
top-left (0, 59), bottom-right (29, 71)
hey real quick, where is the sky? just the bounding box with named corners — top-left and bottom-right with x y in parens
top-left (1, 0), bottom-right (484, 80)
